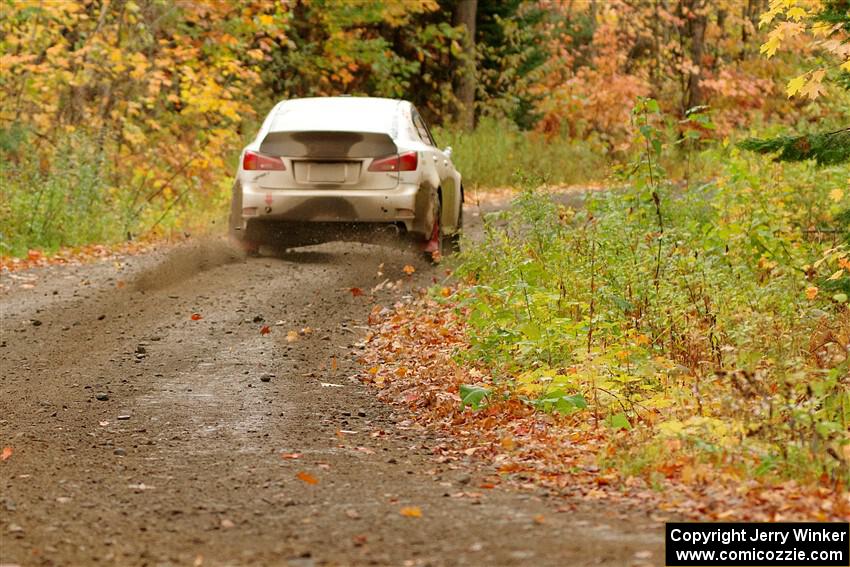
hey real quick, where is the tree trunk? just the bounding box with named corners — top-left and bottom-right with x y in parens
top-left (680, 0), bottom-right (707, 113)
top-left (453, 0), bottom-right (477, 131)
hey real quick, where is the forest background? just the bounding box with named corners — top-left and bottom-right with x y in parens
top-left (1, 0), bottom-right (846, 255)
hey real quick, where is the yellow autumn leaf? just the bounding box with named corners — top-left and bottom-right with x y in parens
top-left (786, 73), bottom-right (807, 97)
top-left (786, 6), bottom-right (807, 21)
top-left (400, 506), bottom-right (422, 518)
top-left (812, 20), bottom-right (832, 37)
top-left (827, 269), bottom-right (845, 281)
top-left (805, 286), bottom-right (819, 300)
top-left (760, 35), bottom-right (781, 58)
top-left (800, 69), bottom-right (826, 100)
top-left (829, 189), bottom-right (844, 202)
top-left (841, 60), bottom-right (850, 72)
top-left (758, 5), bottom-right (782, 27)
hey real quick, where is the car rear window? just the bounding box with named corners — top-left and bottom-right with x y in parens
top-left (270, 98), bottom-right (399, 137)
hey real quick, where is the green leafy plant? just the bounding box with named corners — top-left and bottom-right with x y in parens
top-left (455, 97), bottom-right (850, 485)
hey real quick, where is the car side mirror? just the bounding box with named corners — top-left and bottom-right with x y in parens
top-left (443, 146), bottom-right (453, 158)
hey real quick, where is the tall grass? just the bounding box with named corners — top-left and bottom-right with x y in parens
top-left (432, 118), bottom-right (611, 189)
top-left (0, 127), bottom-right (226, 258)
top-left (1, 130), bottom-right (123, 256)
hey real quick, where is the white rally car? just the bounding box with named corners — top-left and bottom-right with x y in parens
top-left (229, 96), bottom-right (463, 259)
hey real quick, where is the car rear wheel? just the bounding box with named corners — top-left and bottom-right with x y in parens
top-left (421, 197), bottom-right (460, 263)
top-left (230, 219), bottom-right (262, 256)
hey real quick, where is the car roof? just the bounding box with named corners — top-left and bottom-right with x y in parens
top-left (270, 97), bottom-right (407, 135)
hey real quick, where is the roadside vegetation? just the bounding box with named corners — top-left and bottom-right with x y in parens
top-left (454, 100), bottom-right (849, 490)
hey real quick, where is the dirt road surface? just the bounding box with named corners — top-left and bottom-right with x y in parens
top-left (1, 199), bottom-right (663, 566)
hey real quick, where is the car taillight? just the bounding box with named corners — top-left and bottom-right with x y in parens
top-left (243, 150), bottom-right (285, 171)
top-left (368, 151), bottom-right (418, 172)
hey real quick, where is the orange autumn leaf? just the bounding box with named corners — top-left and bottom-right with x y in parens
top-left (280, 452), bottom-right (302, 459)
top-left (805, 286), bottom-right (819, 300)
top-left (1, 447), bottom-right (12, 461)
top-left (191, 313), bottom-right (203, 321)
top-left (399, 506), bottom-right (422, 517)
top-left (260, 325), bottom-right (271, 335)
top-left (402, 264), bottom-right (416, 275)
top-left (350, 287), bottom-right (364, 297)
top-left (296, 471), bottom-right (318, 485)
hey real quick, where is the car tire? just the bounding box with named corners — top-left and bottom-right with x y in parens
top-left (446, 202), bottom-right (462, 254)
top-left (230, 219), bottom-right (261, 256)
top-left (422, 196), bottom-right (460, 263)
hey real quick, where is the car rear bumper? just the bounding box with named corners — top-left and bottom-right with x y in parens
top-left (237, 182), bottom-right (425, 232)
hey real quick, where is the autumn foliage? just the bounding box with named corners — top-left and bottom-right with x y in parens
top-left (3, 0), bottom-right (849, 257)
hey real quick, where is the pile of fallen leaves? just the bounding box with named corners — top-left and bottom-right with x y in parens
top-left (0, 238), bottom-right (184, 273)
top-left (359, 290), bottom-right (850, 522)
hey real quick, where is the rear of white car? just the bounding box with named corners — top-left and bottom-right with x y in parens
top-left (229, 97), bottom-right (462, 257)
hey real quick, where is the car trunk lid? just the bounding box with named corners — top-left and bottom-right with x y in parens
top-left (258, 130), bottom-right (401, 190)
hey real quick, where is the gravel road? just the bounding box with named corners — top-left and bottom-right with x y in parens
top-left (1, 198), bottom-right (663, 566)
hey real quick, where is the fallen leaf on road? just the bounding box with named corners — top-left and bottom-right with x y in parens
top-left (345, 509), bottom-right (360, 519)
top-left (286, 330), bottom-right (299, 342)
top-left (353, 534), bottom-right (368, 546)
top-left (190, 313), bottom-right (202, 321)
top-left (1, 447), bottom-right (12, 461)
top-left (220, 518), bottom-right (235, 529)
top-left (533, 514), bottom-right (546, 524)
top-left (280, 453), bottom-right (301, 459)
top-left (400, 506), bottom-right (422, 517)
top-left (350, 287), bottom-right (364, 297)
top-left (260, 325), bottom-right (271, 335)
top-left (296, 471), bottom-right (318, 485)
top-left (402, 264), bottom-right (415, 275)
